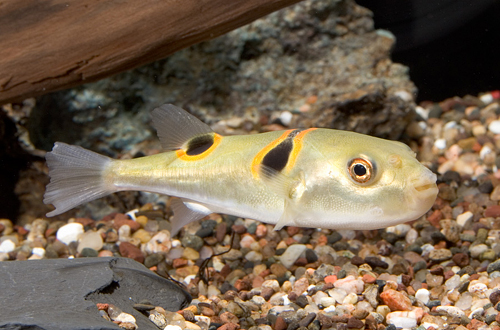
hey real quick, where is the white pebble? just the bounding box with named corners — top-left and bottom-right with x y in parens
top-left (262, 279), bottom-right (281, 292)
top-left (469, 281), bottom-right (488, 297)
top-left (164, 325), bottom-right (182, 330)
top-left (279, 244), bottom-right (307, 268)
top-left (328, 287), bottom-right (347, 303)
top-left (415, 106), bottom-right (429, 120)
top-left (469, 308), bottom-right (485, 319)
top-left (77, 230), bottom-right (103, 253)
top-left (444, 274), bottom-right (461, 290)
top-left (436, 306), bottom-right (465, 318)
top-left (184, 275), bottom-right (196, 285)
top-left (207, 285), bottom-right (221, 298)
top-left (118, 224), bottom-right (131, 241)
top-left (31, 247), bottom-right (45, 258)
top-left (56, 222), bottom-right (84, 245)
top-left (0, 239), bottom-right (16, 253)
top-left (415, 288), bottom-right (430, 304)
top-left (333, 275), bottom-right (364, 294)
top-left (323, 305), bottom-right (336, 313)
top-left (114, 312), bottom-right (137, 327)
top-left (394, 90), bottom-right (413, 102)
top-left (386, 224), bottom-right (411, 237)
top-left (480, 145), bottom-right (493, 160)
top-left (194, 316), bottom-right (211, 326)
top-left (319, 297), bottom-right (336, 307)
top-left (386, 312), bottom-right (417, 329)
top-left (279, 111), bottom-right (293, 126)
top-left (456, 211), bottom-right (473, 227)
top-left (245, 251), bottom-right (263, 263)
top-left (434, 138), bottom-right (446, 150)
top-left (343, 292), bottom-right (358, 305)
top-left (480, 93), bottom-right (494, 104)
top-left (252, 295), bottom-right (266, 306)
top-left (488, 120), bottom-right (500, 134)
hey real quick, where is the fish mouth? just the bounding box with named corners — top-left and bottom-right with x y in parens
top-left (415, 182), bottom-right (437, 192)
top-left (409, 170), bottom-right (438, 205)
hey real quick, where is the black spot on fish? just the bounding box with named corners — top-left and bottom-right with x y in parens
top-left (186, 134), bottom-right (214, 156)
top-left (260, 129), bottom-right (302, 176)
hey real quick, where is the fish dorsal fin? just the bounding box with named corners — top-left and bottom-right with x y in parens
top-left (170, 198), bottom-right (213, 236)
top-left (151, 104), bottom-right (214, 150)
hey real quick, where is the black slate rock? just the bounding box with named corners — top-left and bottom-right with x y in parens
top-left (0, 257), bottom-right (191, 330)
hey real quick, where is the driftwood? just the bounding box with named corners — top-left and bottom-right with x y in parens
top-left (0, 0), bottom-right (301, 105)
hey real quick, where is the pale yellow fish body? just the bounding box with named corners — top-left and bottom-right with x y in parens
top-left (44, 104), bottom-right (438, 234)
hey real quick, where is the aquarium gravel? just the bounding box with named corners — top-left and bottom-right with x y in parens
top-left (2, 91), bottom-right (500, 330)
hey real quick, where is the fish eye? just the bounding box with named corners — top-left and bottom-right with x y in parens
top-left (348, 158), bottom-right (374, 184)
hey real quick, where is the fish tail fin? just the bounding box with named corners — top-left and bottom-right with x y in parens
top-left (44, 142), bottom-right (116, 217)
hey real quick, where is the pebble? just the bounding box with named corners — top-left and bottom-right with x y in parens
top-left (118, 242), bottom-right (144, 263)
top-left (56, 222), bottom-right (84, 245)
top-left (488, 120), bottom-right (500, 134)
top-left (279, 244), bottom-right (307, 268)
top-left (144, 230), bottom-right (172, 254)
top-left (77, 230), bottom-right (103, 253)
top-left (0, 239), bottom-right (16, 253)
top-left (415, 288), bottom-right (430, 304)
top-left (379, 289), bottom-right (412, 311)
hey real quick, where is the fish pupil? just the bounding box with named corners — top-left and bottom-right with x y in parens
top-left (353, 164), bottom-right (366, 176)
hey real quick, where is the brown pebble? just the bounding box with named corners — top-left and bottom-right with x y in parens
top-left (274, 316), bottom-right (287, 330)
top-left (270, 264), bottom-right (288, 278)
top-left (294, 257), bottom-right (308, 266)
top-left (490, 290), bottom-right (500, 305)
top-left (468, 318), bottom-right (488, 330)
top-left (182, 310), bottom-right (195, 322)
top-left (172, 258), bottom-right (188, 268)
top-left (452, 252), bottom-right (469, 267)
top-left (234, 279), bottom-right (252, 291)
top-left (365, 313), bottom-right (379, 330)
top-left (216, 222), bottom-right (227, 242)
top-left (201, 306), bottom-right (215, 317)
top-left (118, 242), bottom-right (145, 263)
top-left (220, 311), bottom-right (239, 324)
top-left (113, 214), bottom-right (140, 232)
top-left (330, 315), bottom-right (349, 323)
top-left (96, 303), bottom-right (109, 310)
top-left (485, 205), bottom-right (500, 217)
top-left (362, 274), bottom-right (376, 284)
top-left (347, 317), bottom-right (364, 329)
top-left (231, 224), bottom-right (246, 234)
top-left (217, 323), bottom-right (240, 330)
top-left (380, 289), bottom-right (412, 311)
top-left (261, 287), bottom-right (274, 301)
top-left (427, 210), bottom-right (443, 228)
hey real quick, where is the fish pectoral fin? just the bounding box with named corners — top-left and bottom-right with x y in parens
top-left (273, 199), bottom-right (297, 231)
top-left (259, 166), bottom-right (307, 231)
top-left (258, 165), bottom-right (306, 201)
top-left (170, 198), bottom-right (212, 236)
top-left (151, 104), bottom-right (214, 150)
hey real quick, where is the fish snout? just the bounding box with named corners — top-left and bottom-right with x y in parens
top-left (410, 169), bottom-right (438, 202)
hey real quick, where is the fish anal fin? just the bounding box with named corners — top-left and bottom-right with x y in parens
top-left (170, 198), bottom-right (212, 236)
top-left (151, 104), bottom-right (214, 150)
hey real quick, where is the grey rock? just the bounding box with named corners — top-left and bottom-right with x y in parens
top-left (0, 257), bottom-right (191, 330)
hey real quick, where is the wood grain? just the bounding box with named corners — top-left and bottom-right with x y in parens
top-left (0, 0), bottom-right (301, 104)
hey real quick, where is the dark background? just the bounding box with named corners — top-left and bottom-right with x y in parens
top-left (357, 0), bottom-right (500, 102)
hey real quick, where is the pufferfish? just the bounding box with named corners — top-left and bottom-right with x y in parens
top-left (44, 104), bottom-right (438, 235)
